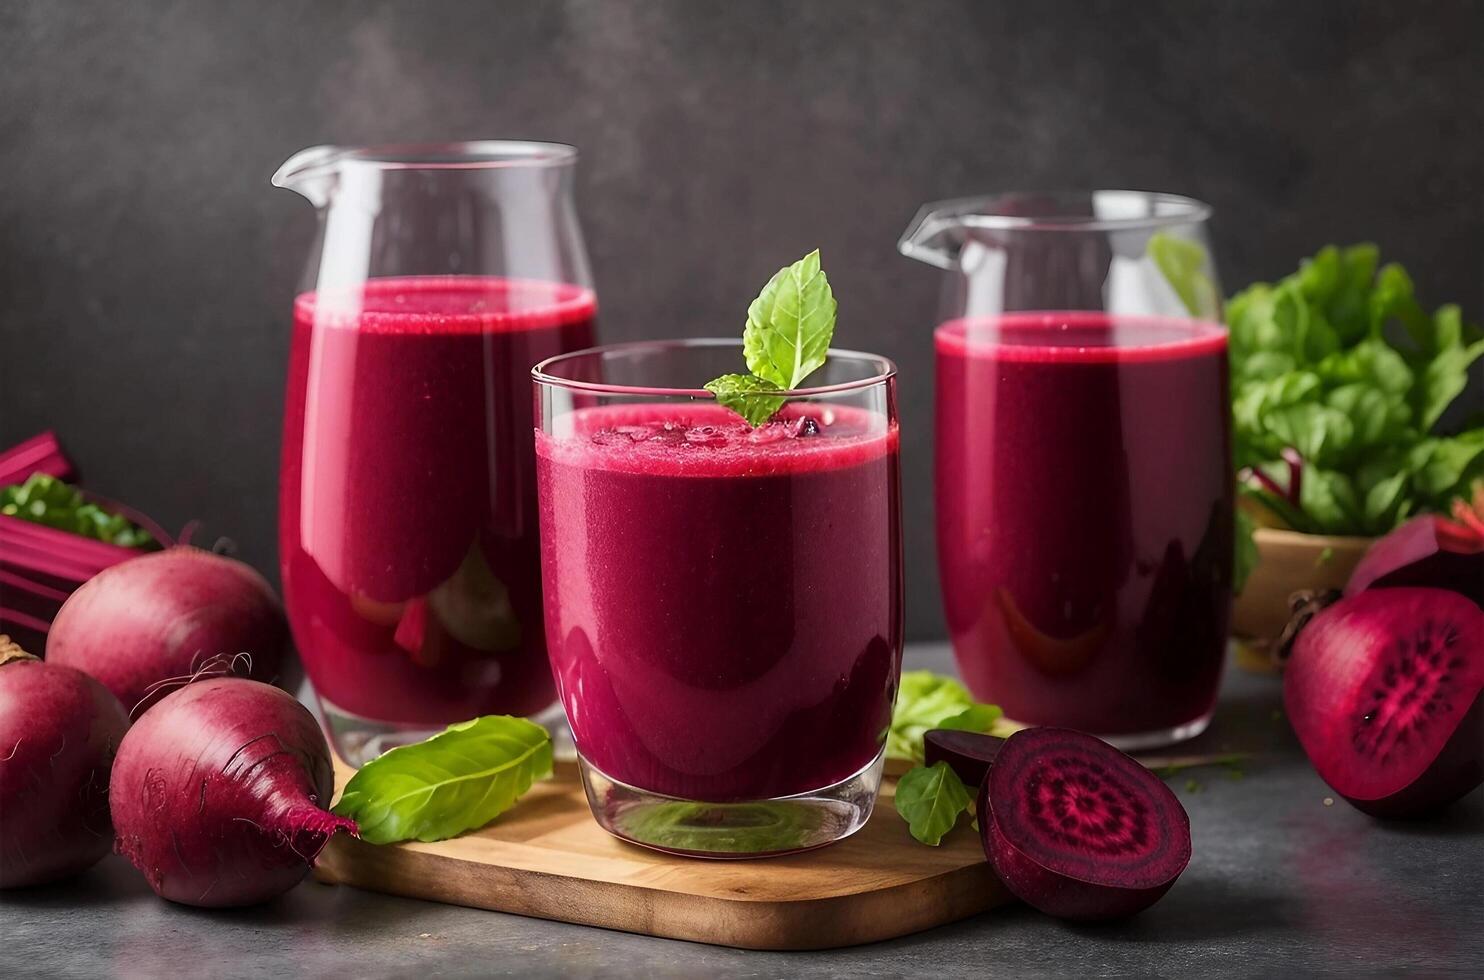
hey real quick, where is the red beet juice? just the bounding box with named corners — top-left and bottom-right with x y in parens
top-left (935, 312), bottom-right (1232, 739)
top-left (536, 403), bottom-right (903, 801)
top-left (280, 276), bottom-right (595, 725)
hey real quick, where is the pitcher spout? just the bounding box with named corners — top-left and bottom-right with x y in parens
top-left (897, 197), bottom-right (989, 271)
top-left (272, 145), bottom-right (345, 207)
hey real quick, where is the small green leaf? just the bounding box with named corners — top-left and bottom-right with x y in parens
top-left (1265, 403), bottom-right (1354, 468)
top-left (1148, 232), bottom-right (1219, 320)
top-left (939, 703), bottom-right (1003, 733)
top-left (742, 249), bottom-right (838, 390)
top-left (1298, 466), bottom-right (1362, 534)
top-left (703, 373), bottom-right (785, 427)
top-left (1408, 431), bottom-right (1484, 509)
top-left (333, 715), bottom-right (552, 844)
top-left (1416, 331), bottom-right (1484, 432)
top-left (895, 762), bottom-right (973, 846)
top-left (887, 670), bottom-right (1000, 763)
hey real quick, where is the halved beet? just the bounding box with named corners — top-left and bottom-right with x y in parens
top-left (1285, 587), bottom-right (1483, 817)
top-left (1345, 511), bottom-right (1483, 607)
top-left (924, 729), bottom-right (1004, 788)
top-left (980, 727), bottom-right (1190, 921)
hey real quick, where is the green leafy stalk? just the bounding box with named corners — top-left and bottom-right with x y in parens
top-left (887, 670), bottom-right (1002, 764)
top-left (1227, 244), bottom-right (1483, 588)
top-left (895, 761), bottom-right (973, 846)
top-left (0, 473), bottom-right (156, 548)
top-left (706, 249), bottom-right (838, 426)
top-left (333, 715), bottom-right (553, 844)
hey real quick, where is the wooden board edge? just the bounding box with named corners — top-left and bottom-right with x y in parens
top-left (315, 837), bottom-right (1009, 950)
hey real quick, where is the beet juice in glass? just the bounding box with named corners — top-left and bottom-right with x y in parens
top-left (273, 142), bottom-right (596, 765)
top-left (901, 192), bottom-right (1233, 749)
top-left (534, 339), bottom-right (903, 857)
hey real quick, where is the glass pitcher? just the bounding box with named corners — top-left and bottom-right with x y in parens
top-left (900, 191), bottom-right (1231, 749)
top-left (273, 142), bottom-right (598, 764)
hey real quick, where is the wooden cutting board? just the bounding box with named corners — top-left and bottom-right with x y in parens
top-left (314, 759), bottom-right (1009, 950)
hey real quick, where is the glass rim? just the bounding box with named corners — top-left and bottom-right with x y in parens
top-left (273, 141), bottom-right (576, 187)
top-left (908, 189), bottom-right (1212, 234)
top-left (532, 338), bottom-right (898, 398)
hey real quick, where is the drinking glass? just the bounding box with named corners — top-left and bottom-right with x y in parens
top-left (900, 191), bottom-right (1232, 749)
top-left (533, 340), bottom-right (903, 857)
top-left (273, 142), bottom-right (597, 765)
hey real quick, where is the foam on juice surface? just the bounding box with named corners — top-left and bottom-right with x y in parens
top-left (537, 403), bottom-right (896, 478)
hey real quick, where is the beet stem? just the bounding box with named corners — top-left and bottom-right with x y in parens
top-left (1280, 447), bottom-right (1304, 505)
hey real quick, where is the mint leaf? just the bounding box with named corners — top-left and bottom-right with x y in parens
top-left (887, 670), bottom-right (1000, 763)
top-left (742, 249), bottom-right (837, 390)
top-left (895, 761), bottom-right (973, 846)
top-left (703, 374), bottom-right (784, 427)
top-left (705, 249), bottom-right (839, 426)
top-left (333, 715), bottom-right (552, 844)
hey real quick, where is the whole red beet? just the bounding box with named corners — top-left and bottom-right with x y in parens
top-left (0, 639), bottom-right (130, 887)
top-left (109, 678), bottom-right (355, 907)
top-left (48, 547), bottom-right (288, 713)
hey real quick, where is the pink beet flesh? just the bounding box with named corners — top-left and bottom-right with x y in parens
top-left (1285, 588), bottom-right (1484, 817)
top-left (981, 727), bottom-right (1190, 921)
top-left (109, 678), bottom-right (355, 907)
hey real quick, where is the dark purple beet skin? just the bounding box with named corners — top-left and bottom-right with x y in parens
top-left (0, 654), bottom-right (130, 888)
top-left (48, 548), bottom-right (288, 714)
top-left (923, 729), bottom-right (1004, 787)
top-left (981, 727), bottom-right (1191, 921)
top-left (109, 678), bottom-right (355, 907)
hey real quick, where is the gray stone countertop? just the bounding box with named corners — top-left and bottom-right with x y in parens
top-left (6, 644), bottom-right (1482, 979)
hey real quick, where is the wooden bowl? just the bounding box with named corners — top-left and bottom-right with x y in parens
top-left (1230, 528), bottom-right (1374, 671)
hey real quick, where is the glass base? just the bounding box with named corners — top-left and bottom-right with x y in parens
top-left (319, 695), bottom-right (572, 768)
top-left (576, 748), bottom-right (885, 859)
top-left (1093, 707), bottom-right (1215, 753)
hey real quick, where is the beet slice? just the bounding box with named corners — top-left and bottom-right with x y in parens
top-left (1345, 513), bottom-right (1483, 607)
top-left (924, 729), bottom-right (1004, 788)
top-left (980, 727), bottom-right (1190, 921)
top-left (1285, 587), bottom-right (1484, 817)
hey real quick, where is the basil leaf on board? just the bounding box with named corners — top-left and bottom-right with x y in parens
top-left (742, 248), bottom-right (838, 391)
top-left (703, 373), bottom-right (785, 427)
top-left (895, 761), bottom-right (973, 846)
top-left (333, 715), bottom-right (553, 844)
top-left (887, 671), bottom-right (1001, 763)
